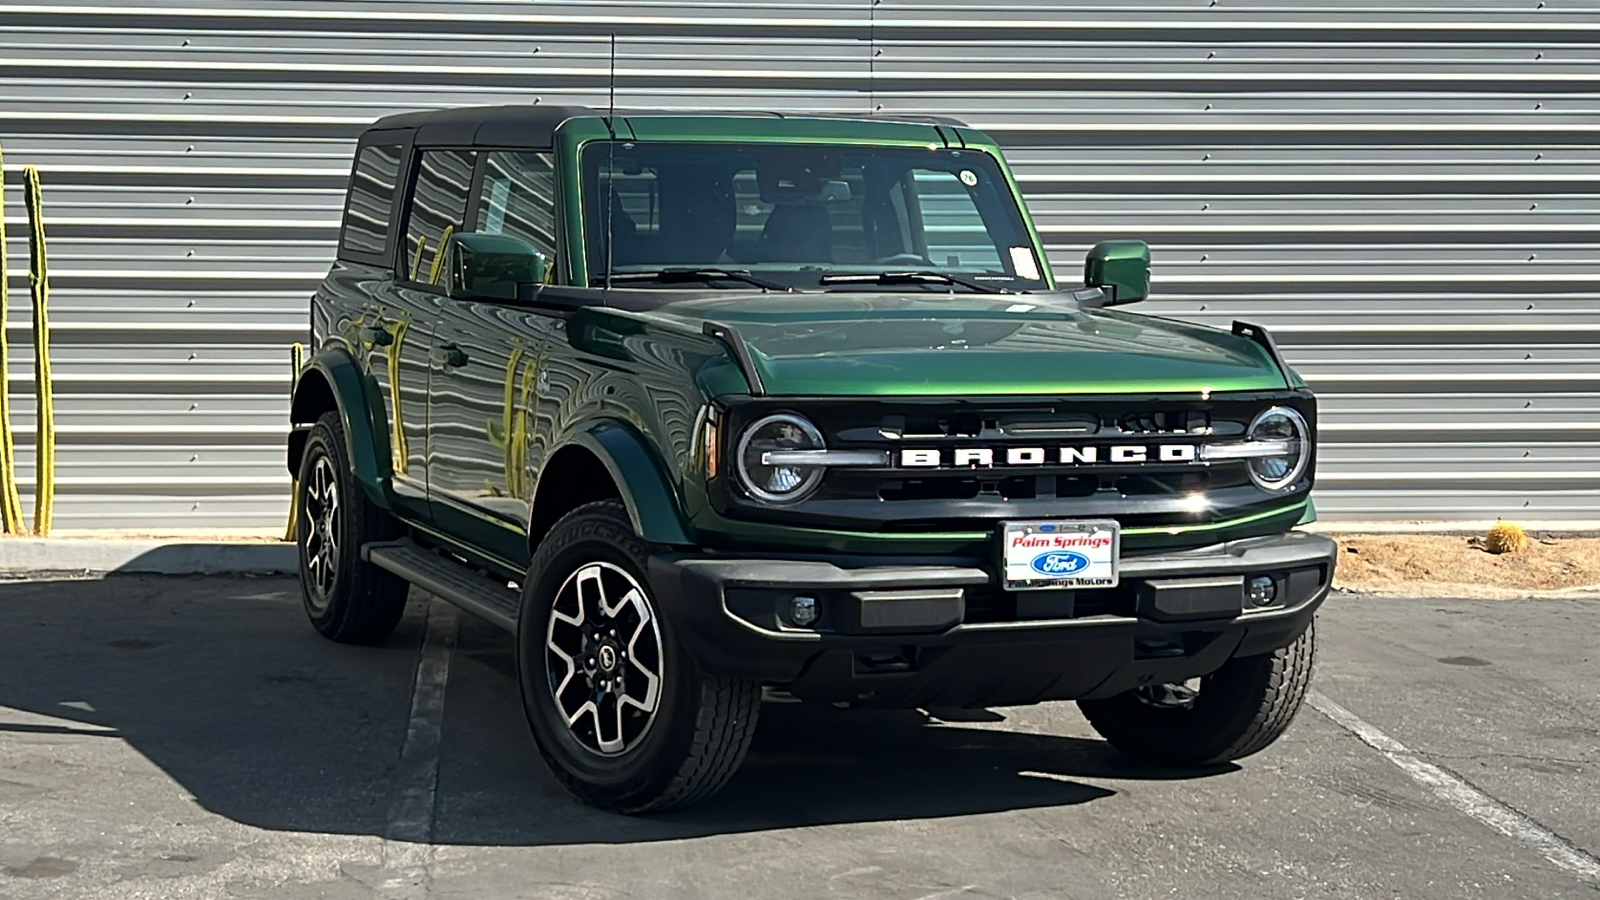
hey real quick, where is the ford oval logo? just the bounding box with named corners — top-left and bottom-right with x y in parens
top-left (1031, 551), bottom-right (1090, 577)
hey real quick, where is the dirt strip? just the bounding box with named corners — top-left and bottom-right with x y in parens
top-left (1331, 533), bottom-right (1600, 599)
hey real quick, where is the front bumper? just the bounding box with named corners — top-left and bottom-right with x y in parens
top-left (649, 530), bottom-right (1336, 708)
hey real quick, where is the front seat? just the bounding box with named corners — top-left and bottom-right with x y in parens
top-left (760, 203), bottom-right (832, 263)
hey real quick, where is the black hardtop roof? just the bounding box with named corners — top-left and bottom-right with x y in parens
top-left (364, 105), bottom-right (969, 148)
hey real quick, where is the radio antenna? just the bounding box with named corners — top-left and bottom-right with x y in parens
top-left (603, 32), bottom-right (617, 290)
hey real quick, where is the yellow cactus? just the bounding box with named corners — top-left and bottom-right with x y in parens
top-left (510, 358), bottom-right (538, 499)
top-left (1484, 521), bottom-right (1530, 555)
top-left (23, 166), bottom-right (53, 537)
top-left (410, 234), bottom-right (427, 281)
top-left (428, 225), bottom-right (455, 285)
top-left (496, 346), bottom-right (524, 451)
top-left (494, 347), bottom-right (538, 499)
top-left (385, 320), bottom-right (409, 473)
top-left (0, 143), bottom-right (26, 534)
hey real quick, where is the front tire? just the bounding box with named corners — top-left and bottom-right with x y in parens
top-left (517, 500), bottom-right (760, 814)
top-left (1078, 621), bottom-right (1316, 765)
top-left (296, 411), bottom-right (409, 644)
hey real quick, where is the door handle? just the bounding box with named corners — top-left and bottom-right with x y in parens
top-left (436, 343), bottom-right (469, 368)
top-left (361, 325), bottom-right (393, 346)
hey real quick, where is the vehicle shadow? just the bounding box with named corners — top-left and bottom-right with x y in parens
top-left (0, 575), bottom-right (1238, 847)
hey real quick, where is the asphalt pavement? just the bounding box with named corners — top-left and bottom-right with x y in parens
top-left (1, 575), bottom-right (1596, 899)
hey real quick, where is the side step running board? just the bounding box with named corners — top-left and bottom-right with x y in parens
top-left (361, 539), bottom-right (520, 632)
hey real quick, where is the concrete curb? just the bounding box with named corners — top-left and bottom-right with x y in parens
top-left (0, 539), bottom-right (297, 575)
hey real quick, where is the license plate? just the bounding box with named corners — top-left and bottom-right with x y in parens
top-left (1001, 520), bottom-right (1120, 591)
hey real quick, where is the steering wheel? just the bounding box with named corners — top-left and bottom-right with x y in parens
top-left (873, 253), bottom-right (932, 267)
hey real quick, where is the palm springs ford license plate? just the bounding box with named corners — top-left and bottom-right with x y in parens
top-left (1002, 520), bottom-right (1120, 590)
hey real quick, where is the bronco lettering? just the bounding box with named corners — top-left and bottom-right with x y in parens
top-left (898, 444), bottom-right (1201, 468)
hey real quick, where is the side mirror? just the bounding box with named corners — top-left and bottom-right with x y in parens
top-left (444, 232), bottom-right (549, 301)
top-left (1083, 240), bottom-right (1150, 305)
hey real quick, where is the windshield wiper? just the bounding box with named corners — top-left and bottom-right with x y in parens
top-left (817, 270), bottom-right (1005, 294)
top-left (596, 268), bottom-right (789, 292)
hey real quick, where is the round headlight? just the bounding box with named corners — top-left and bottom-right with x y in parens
top-left (735, 414), bottom-right (826, 503)
top-left (1246, 406), bottom-right (1310, 492)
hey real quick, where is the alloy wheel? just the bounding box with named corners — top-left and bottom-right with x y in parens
top-left (544, 562), bottom-right (664, 756)
top-left (302, 454), bottom-right (341, 609)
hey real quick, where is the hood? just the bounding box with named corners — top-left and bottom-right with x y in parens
top-left (643, 292), bottom-right (1288, 396)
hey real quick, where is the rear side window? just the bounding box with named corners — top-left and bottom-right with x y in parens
top-left (403, 149), bottom-right (477, 285)
top-left (338, 143), bottom-right (403, 261)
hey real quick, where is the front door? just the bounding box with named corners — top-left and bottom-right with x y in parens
top-left (426, 150), bottom-right (562, 571)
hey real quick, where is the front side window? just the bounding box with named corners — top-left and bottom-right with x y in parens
top-left (477, 151), bottom-right (558, 260)
top-left (338, 142), bottom-right (402, 260)
top-left (580, 142), bottom-right (1046, 290)
top-left (403, 148), bottom-right (477, 286)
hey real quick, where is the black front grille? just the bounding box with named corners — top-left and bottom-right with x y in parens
top-left (857, 467), bottom-right (1250, 505)
top-left (868, 407), bottom-right (1210, 442)
top-left (715, 392), bottom-right (1316, 533)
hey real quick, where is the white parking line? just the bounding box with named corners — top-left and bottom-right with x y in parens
top-left (1308, 690), bottom-right (1600, 883)
top-left (380, 598), bottom-right (459, 899)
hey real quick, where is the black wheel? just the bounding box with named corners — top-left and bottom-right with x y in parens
top-left (1078, 620), bottom-right (1316, 765)
top-left (296, 411), bottom-right (409, 643)
top-left (517, 500), bottom-right (760, 814)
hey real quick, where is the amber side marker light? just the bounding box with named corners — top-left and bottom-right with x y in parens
top-left (704, 417), bottom-right (720, 480)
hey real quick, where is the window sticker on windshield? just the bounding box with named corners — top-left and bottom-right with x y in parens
top-left (959, 169), bottom-right (979, 187)
top-left (1009, 246), bottom-right (1041, 281)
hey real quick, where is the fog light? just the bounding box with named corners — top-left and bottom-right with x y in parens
top-left (1246, 575), bottom-right (1278, 608)
top-left (790, 596), bottom-right (819, 626)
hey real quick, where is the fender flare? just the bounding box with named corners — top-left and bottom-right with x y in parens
top-left (568, 420), bottom-right (692, 546)
top-left (289, 347), bottom-right (393, 507)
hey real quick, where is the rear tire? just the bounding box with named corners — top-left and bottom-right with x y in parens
top-left (517, 500), bottom-right (760, 814)
top-left (1078, 620), bottom-right (1316, 765)
top-left (296, 411), bottom-right (409, 644)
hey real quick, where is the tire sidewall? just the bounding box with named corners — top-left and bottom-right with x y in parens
top-left (1079, 621), bottom-right (1315, 764)
top-left (296, 417), bottom-right (362, 633)
top-left (516, 503), bottom-right (699, 799)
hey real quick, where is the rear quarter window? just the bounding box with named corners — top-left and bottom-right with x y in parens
top-left (338, 142), bottom-right (403, 262)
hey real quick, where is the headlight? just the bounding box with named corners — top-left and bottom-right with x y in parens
top-left (735, 413), bottom-right (826, 503)
top-left (1244, 406), bottom-right (1309, 491)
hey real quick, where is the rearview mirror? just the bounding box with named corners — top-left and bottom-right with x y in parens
top-left (444, 232), bottom-right (549, 301)
top-left (1083, 240), bottom-right (1150, 305)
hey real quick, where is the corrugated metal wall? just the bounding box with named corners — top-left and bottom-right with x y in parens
top-left (1, 0), bottom-right (1595, 528)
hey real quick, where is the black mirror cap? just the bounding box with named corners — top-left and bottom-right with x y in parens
top-left (1083, 239), bottom-right (1150, 305)
top-left (444, 232), bottom-right (550, 301)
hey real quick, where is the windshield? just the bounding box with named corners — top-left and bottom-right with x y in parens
top-left (580, 142), bottom-right (1048, 291)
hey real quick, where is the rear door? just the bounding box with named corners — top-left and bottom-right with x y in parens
top-left (428, 149), bottom-right (562, 570)
top-left (359, 146), bottom-right (477, 521)
top-left (321, 128), bottom-right (439, 523)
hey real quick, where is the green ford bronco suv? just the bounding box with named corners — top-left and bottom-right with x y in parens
top-left (289, 105), bottom-right (1336, 813)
